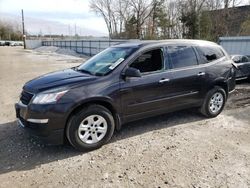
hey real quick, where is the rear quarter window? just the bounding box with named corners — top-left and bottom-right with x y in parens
top-left (196, 46), bottom-right (225, 64)
top-left (242, 56), bottom-right (249, 62)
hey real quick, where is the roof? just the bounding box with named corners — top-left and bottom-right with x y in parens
top-left (114, 39), bottom-right (218, 48)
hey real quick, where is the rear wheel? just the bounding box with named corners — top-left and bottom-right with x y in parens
top-left (66, 105), bottom-right (115, 151)
top-left (200, 86), bottom-right (226, 118)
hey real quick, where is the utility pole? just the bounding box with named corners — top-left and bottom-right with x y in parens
top-left (68, 24), bottom-right (71, 36)
top-left (21, 9), bottom-right (26, 49)
top-left (74, 23), bottom-right (77, 38)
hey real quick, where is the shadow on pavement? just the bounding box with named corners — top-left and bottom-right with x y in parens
top-left (0, 109), bottom-right (205, 175)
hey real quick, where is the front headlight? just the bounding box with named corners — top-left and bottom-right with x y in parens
top-left (32, 89), bottom-right (68, 104)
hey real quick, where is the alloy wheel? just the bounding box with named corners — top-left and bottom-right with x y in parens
top-left (209, 92), bottom-right (224, 114)
top-left (78, 115), bottom-right (108, 144)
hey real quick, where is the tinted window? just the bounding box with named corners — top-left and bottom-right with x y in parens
top-left (197, 46), bottom-right (225, 63)
top-left (130, 49), bottom-right (163, 73)
top-left (167, 46), bottom-right (198, 69)
top-left (242, 56), bottom-right (249, 62)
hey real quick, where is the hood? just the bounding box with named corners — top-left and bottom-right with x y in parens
top-left (23, 68), bottom-right (97, 93)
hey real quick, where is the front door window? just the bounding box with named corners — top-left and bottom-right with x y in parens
top-left (130, 49), bottom-right (164, 74)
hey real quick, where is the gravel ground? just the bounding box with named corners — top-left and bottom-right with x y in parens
top-left (0, 47), bottom-right (250, 188)
top-left (34, 46), bottom-right (89, 58)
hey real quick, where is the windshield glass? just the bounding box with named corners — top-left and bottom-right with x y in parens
top-left (77, 47), bottom-right (138, 76)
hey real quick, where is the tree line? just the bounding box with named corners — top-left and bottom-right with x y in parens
top-left (90, 0), bottom-right (250, 41)
top-left (0, 21), bottom-right (23, 41)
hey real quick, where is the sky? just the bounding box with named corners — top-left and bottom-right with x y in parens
top-left (0, 0), bottom-right (249, 36)
top-left (0, 0), bottom-right (108, 36)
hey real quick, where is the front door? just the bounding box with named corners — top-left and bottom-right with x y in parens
top-left (120, 48), bottom-right (172, 121)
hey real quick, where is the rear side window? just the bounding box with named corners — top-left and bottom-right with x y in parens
top-left (197, 46), bottom-right (225, 64)
top-left (167, 46), bottom-right (198, 69)
top-left (242, 56), bottom-right (249, 62)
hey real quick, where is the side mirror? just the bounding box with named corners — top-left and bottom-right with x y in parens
top-left (123, 67), bottom-right (141, 78)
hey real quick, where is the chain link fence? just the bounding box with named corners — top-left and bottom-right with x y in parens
top-left (219, 36), bottom-right (250, 57)
top-left (42, 39), bottom-right (131, 56)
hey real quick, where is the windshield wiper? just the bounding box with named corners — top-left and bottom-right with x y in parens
top-left (94, 72), bottom-right (105, 76)
top-left (76, 69), bottom-right (93, 75)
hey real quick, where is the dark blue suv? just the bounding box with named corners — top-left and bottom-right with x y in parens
top-left (15, 40), bottom-right (236, 151)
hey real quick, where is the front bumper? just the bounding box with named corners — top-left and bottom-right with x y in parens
top-left (17, 118), bottom-right (64, 145)
top-left (15, 101), bottom-right (70, 145)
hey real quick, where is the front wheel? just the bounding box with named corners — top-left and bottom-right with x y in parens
top-left (200, 86), bottom-right (226, 118)
top-left (66, 105), bottom-right (115, 151)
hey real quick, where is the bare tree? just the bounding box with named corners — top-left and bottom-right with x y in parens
top-left (128, 0), bottom-right (157, 38)
top-left (0, 20), bottom-right (22, 40)
top-left (89, 0), bottom-right (115, 38)
top-left (179, 0), bottom-right (207, 38)
top-left (114, 0), bottom-right (131, 34)
top-left (205, 0), bottom-right (223, 10)
top-left (90, 0), bottom-right (249, 40)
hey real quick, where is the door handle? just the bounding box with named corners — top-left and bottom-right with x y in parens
top-left (159, 78), bottom-right (170, 83)
top-left (197, 72), bottom-right (205, 76)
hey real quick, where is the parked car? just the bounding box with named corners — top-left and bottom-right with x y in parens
top-left (15, 40), bottom-right (236, 151)
top-left (10, 42), bottom-right (18, 46)
top-left (11, 41), bottom-right (24, 46)
top-left (0, 41), bottom-right (5, 46)
top-left (17, 41), bottom-right (24, 46)
top-left (4, 41), bottom-right (10, 46)
top-left (231, 55), bottom-right (250, 80)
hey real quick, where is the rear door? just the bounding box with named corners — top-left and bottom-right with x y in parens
top-left (164, 45), bottom-right (206, 106)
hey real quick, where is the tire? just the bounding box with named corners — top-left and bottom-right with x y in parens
top-left (200, 86), bottom-right (226, 118)
top-left (66, 105), bottom-right (115, 151)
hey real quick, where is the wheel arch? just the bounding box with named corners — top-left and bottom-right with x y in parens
top-left (65, 98), bottom-right (122, 134)
top-left (210, 78), bottom-right (229, 99)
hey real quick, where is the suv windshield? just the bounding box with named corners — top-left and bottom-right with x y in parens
top-left (77, 47), bottom-right (138, 76)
